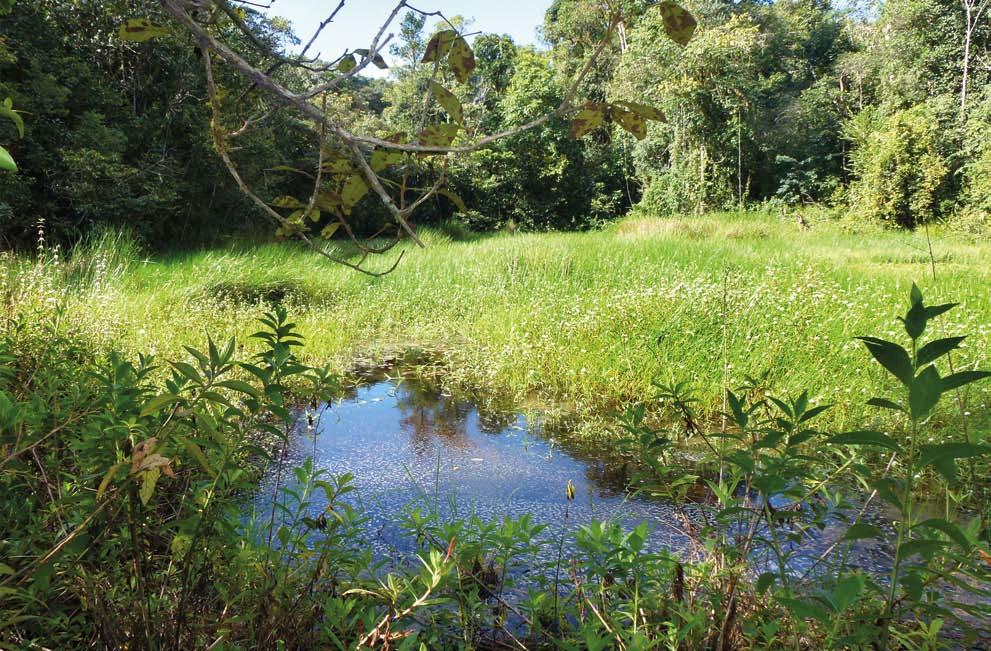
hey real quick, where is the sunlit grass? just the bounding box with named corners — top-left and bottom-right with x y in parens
top-left (17, 210), bottom-right (991, 435)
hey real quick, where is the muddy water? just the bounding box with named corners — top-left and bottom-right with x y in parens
top-left (255, 375), bottom-right (898, 577)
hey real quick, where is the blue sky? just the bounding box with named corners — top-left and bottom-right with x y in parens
top-left (267, 1), bottom-right (553, 75)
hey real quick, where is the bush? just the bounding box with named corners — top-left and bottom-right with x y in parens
top-left (846, 102), bottom-right (952, 227)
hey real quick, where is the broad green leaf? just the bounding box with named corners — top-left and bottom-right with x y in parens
top-left (422, 30), bottom-right (458, 63)
top-left (321, 222), bottom-right (340, 239)
top-left (437, 189), bottom-right (468, 214)
top-left (916, 336), bottom-right (965, 368)
top-left (829, 574), bottom-right (865, 612)
top-left (918, 442), bottom-right (991, 482)
top-left (843, 523), bottom-right (883, 541)
top-left (322, 159), bottom-right (354, 174)
top-left (857, 336), bottom-right (914, 386)
top-left (175, 435), bottom-right (216, 478)
top-left (569, 102), bottom-right (606, 139)
top-left (418, 123), bottom-right (460, 149)
top-left (448, 36), bottom-right (476, 83)
top-left (370, 149), bottom-right (405, 172)
top-left (431, 82), bottom-right (463, 125)
top-left (908, 365), bottom-right (942, 420)
top-left (338, 54), bottom-right (357, 73)
top-left (120, 18), bottom-right (169, 43)
top-left (611, 105), bottom-right (647, 140)
top-left (914, 519), bottom-right (972, 552)
top-left (777, 597), bottom-right (830, 625)
top-left (341, 174), bottom-right (369, 214)
top-left (827, 430), bottom-right (901, 452)
top-left (901, 300), bottom-right (928, 340)
top-left (0, 145), bottom-right (16, 172)
top-left (942, 370), bottom-right (991, 392)
top-left (657, 2), bottom-right (698, 46)
top-left (140, 393), bottom-right (180, 417)
top-left (756, 572), bottom-right (776, 594)
top-left (897, 539), bottom-right (944, 561)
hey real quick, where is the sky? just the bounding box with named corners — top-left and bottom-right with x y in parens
top-left (265, 1), bottom-right (553, 76)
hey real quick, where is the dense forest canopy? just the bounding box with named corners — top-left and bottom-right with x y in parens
top-left (0, 0), bottom-right (989, 249)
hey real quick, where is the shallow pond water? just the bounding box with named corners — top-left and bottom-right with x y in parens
top-left (255, 375), bottom-right (899, 578)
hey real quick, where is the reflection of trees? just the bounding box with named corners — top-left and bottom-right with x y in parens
top-left (477, 409), bottom-right (517, 434)
top-left (394, 381), bottom-right (474, 455)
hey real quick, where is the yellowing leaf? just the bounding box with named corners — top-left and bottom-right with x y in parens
top-left (569, 102), bottom-right (606, 139)
top-left (422, 30), bottom-right (458, 63)
top-left (139, 467), bottom-right (161, 505)
top-left (612, 106), bottom-right (647, 140)
top-left (119, 18), bottom-right (169, 43)
top-left (97, 462), bottom-right (125, 498)
top-left (1, 98), bottom-right (24, 139)
top-left (272, 195), bottom-right (305, 209)
top-left (658, 2), bottom-right (698, 46)
top-left (431, 82), bottom-right (463, 125)
top-left (612, 100), bottom-right (666, 123)
top-left (438, 189), bottom-right (467, 214)
top-left (341, 174), bottom-right (369, 214)
top-left (321, 222), bottom-right (341, 239)
top-left (371, 149), bottom-right (405, 172)
top-left (448, 37), bottom-right (476, 84)
top-left (418, 123), bottom-right (460, 150)
top-left (322, 159), bottom-right (354, 175)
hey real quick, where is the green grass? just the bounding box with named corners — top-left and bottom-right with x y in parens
top-left (21, 210), bottom-right (991, 436)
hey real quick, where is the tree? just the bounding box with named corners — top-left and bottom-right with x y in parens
top-left (147, 0), bottom-right (689, 273)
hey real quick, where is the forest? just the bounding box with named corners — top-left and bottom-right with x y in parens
top-left (1, 0), bottom-right (991, 649)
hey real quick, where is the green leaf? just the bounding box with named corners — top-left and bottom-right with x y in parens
top-left (120, 18), bottom-right (169, 43)
top-left (0, 145), bottom-right (16, 172)
top-left (140, 393), bottom-right (181, 418)
top-left (908, 365), bottom-right (942, 420)
top-left (857, 337), bottom-right (914, 386)
top-left (321, 222), bottom-right (340, 239)
top-left (0, 100), bottom-right (24, 139)
top-left (569, 102), bottom-right (606, 139)
top-left (175, 435), bottom-right (216, 478)
top-left (897, 539), bottom-right (944, 561)
top-left (941, 370), bottom-right (991, 392)
top-left (756, 572), bottom-right (776, 595)
top-left (914, 519), bottom-right (972, 552)
top-left (918, 442), bottom-right (991, 482)
top-left (437, 189), bottom-right (468, 214)
top-left (657, 2), bottom-right (698, 46)
top-left (272, 195), bottom-right (305, 209)
top-left (843, 523), bottom-right (883, 541)
top-left (916, 337), bottom-right (965, 368)
top-left (448, 36), bottom-right (476, 83)
top-left (431, 82), bottom-right (463, 125)
top-left (341, 174), bottom-right (369, 214)
top-left (370, 149), bottom-right (405, 172)
top-left (830, 574), bottom-right (865, 612)
top-left (418, 123), bottom-right (460, 149)
top-left (867, 397), bottom-right (905, 414)
top-left (338, 54), bottom-right (357, 73)
top-left (422, 30), bottom-right (458, 63)
top-left (827, 430), bottom-right (901, 452)
top-left (777, 597), bottom-right (830, 625)
top-left (354, 48), bottom-right (388, 69)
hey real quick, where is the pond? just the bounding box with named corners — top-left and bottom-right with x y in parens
top-left (254, 373), bottom-right (895, 578)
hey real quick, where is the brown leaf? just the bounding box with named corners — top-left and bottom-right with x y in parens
top-left (418, 123), bottom-right (460, 150)
top-left (130, 437), bottom-right (159, 475)
top-left (448, 37), bottom-right (476, 84)
top-left (612, 100), bottom-right (666, 123)
top-left (421, 30), bottom-right (458, 63)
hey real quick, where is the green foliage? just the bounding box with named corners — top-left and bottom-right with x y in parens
top-left (846, 103), bottom-right (953, 227)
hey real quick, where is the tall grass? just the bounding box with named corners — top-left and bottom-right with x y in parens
top-left (10, 210), bottom-right (991, 435)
